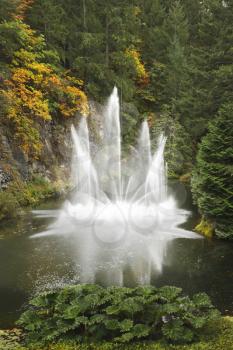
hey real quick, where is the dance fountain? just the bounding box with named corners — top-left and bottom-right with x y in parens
top-left (32, 87), bottom-right (199, 285)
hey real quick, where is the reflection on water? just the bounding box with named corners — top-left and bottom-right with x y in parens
top-left (0, 198), bottom-right (233, 328)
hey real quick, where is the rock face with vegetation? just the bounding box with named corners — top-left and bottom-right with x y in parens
top-left (0, 0), bottom-right (89, 219)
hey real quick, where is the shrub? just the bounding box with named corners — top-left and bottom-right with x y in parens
top-left (22, 176), bottom-right (58, 205)
top-left (0, 191), bottom-right (19, 221)
top-left (7, 176), bottom-right (59, 207)
top-left (17, 284), bottom-right (219, 345)
top-left (191, 103), bottom-right (233, 239)
top-left (195, 218), bottom-right (214, 238)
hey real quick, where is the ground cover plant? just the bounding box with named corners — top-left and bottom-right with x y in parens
top-left (17, 284), bottom-right (219, 345)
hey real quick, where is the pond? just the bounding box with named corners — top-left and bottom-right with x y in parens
top-left (0, 192), bottom-right (233, 329)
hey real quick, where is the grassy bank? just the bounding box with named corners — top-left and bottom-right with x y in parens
top-left (1, 318), bottom-right (233, 350)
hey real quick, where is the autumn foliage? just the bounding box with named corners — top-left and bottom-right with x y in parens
top-left (125, 49), bottom-right (149, 87)
top-left (1, 21), bottom-right (88, 158)
top-left (15, 0), bottom-right (34, 20)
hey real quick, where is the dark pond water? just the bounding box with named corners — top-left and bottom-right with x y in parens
top-left (0, 191), bottom-right (233, 328)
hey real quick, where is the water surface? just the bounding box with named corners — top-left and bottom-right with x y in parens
top-left (0, 197), bottom-right (233, 328)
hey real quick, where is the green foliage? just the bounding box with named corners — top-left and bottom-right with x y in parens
top-left (1, 317), bottom-right (233, 349)
top-left (150, 108), bottom-right (194, 178)
top-left (0, 191), bottom-right (20, 221)
top-left (121, 102), bottom-right (140, 152)
top-left (191, 103), bottom-right (233, 239)
top-left (0, 175), bottom-right (62, 223)
top-left (163, 1), bottom-right (189, 107)
top-left (17, 284), bottom-right (219, 345)
top-left (8, 176), bottom-right (60, 207)
top-left (26, 0), bottom-right (141, 101)
top-left (0, 0), bottom-right (18, 22)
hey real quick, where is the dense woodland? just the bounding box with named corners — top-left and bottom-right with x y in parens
top-left (0, 0), bottom-right (233, 239)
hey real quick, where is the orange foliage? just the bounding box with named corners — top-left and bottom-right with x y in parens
top-left (15, 0), bottom-right (34, 20)
top-left (59, 85), bottom-right (88, 117)
top-left (46, 72), bottom-right (88, 117)
top-left (125, 49), bottom-right (149, 87)
top-left (3, 89), bottom-right (43, 157)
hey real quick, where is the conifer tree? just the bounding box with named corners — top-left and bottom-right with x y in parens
top-left (191, 103), bottom-right (233, 239)
top-left (163, 1), bottom-right (189, 110)
top-left (0, 0), bottom-right (18, 22)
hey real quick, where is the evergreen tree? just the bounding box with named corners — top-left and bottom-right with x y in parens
top-left (139, 0), bottom-right (166, 63)
top-left (191, 103), bottom-right (233, 239)
top-left (210, 0), bottom-right (233, 109)
top-left (26, 0), bottom-right (142, 101)
top-left (180, 0), bottom-right (233, 139)
top-left (163, 1), bottom-right (189, 111)
top-left (0, 0), bottom-right (18, 22)
top-left (26, 0), bottom-right (68, 66)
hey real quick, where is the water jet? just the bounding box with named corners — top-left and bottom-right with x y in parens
top-left (32, 87), bottom-right (199, 285)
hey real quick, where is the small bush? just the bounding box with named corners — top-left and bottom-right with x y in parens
top-left (0, 191), bottom-right (19, 221)
top-left (17, 285), bottom-right (220, 345)
top-left (8, 176), bottom-right (59, 207)
top-left (195, 218), bottom-right (214, 238)
top-left (22, 177), bottom-right (57, 205)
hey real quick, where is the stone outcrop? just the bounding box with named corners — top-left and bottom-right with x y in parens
top-left (0, 118), bottom-right (76, 189)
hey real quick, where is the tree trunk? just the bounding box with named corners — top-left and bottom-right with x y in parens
top-left (83, 0), bottom-right (87, 30)
top-left (105, 11), bottom-right (109, 67)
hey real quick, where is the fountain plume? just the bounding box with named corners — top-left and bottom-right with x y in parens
top-left (32, 87), bottom-right (199, 285)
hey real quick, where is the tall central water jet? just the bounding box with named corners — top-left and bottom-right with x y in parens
top-left (32, 87), bottom-right (199, 286)
top-left (103, 86), bottom-right (121, 199)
